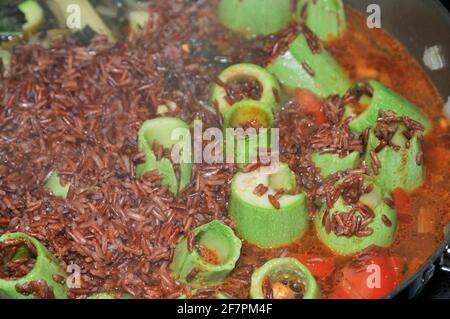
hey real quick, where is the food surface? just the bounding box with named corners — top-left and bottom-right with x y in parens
top-left (0, 0), bottom-right (449, 299)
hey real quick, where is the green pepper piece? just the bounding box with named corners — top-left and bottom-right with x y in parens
top-left (223, 99), bottom-right (274, 166)
top-left (250, 258), bottom-right (320, 299)
top-left (136, 117), bottom-right (192, 195)
top-left (349, 80), bottom-right (430, 134)
top-left (46, 171), bottom-right (71, 199)
top-left (229, 163), bottom-right (309, 248)
top-left (0, 232), bottom-right (68, 299)
top-left (87, 292), bottom-right (134, 299)
top-left (210, 63), bottom-right (281, 114)
top-left (365, 125), bottom-right (424, 192)
top-left (314, 183), bottom-right (397, 256)
top-left (218, 0), bottom-right (293, 38)
top-left (312, 151), bottom-right (360, 177)
top-left (266, 33), bottom-right (350, 97)
top-left (296, 0), bottom-right (346, 42)
top-left (170, 220), bottom-right (242, 288)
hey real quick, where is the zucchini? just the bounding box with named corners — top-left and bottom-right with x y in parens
top-left (229, 163), bottom-right (309, 248)
top-left (250, 258), bottom-right (320, 299)
top-left (170, 220), bottom-right (242, 288)
top-left (218, 0), bottom-right (293, 38)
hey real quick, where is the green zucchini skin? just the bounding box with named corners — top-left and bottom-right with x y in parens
top-left (266, 33), bottom-right (350, 97)
top-left (349, 80), bottom-right (430, 134)
top-left (0, 232), bottom-right (68, 299)
top-left (229, 166), bottom-right (309, 248)
top-left (250, 257), bottom-right (321, 299)
top-left (296, 0), bottom-right (346, 42)
top-left (223, 100), bottom-right (274, 166)
top-left (170, 220), bottom-right (242, 288)
top-left (45, 171), bottom-right (71, 199)
top-left (136, 117), bottom-right (192, 195)
top-left (210, 63), bottom-right (281, 114)
top-left (18, 0), bottom-right (44, 34)
top-left (311, 151), bottom-right (360, 177)
top-left (365, 126), bottom-right (424, 192)
top-left (218, 0), bottom-right (293, 38)
top-left (315, 185), bottom-right (397, 256)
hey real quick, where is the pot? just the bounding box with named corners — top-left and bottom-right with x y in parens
top-left (345, 0), bottom-right (450, 298)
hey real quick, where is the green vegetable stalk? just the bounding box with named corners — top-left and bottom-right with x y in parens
top-left (266, 33), bottom-right (350, 97)
top-left (229, 163), bottom-right (309, 248)
top-left (312, 151), bottom-right (360, 177)
top-left (218, 0), bottom-right (293, 38)
top-left (170, 220), bottom-right (242, 288)
top-left (315, 182), bottom-right (397, 256)
top-left (250, 258), bottom-right (320, 299)
top-left (136, 117), bottom-right (192, 195)
top-left (349, 80), bottom-right (430, 134)
top-left (46, 171), bottom-right (71, 199)
top-left (296, 0), bottom-right (346, 41)
top-left (0, 232), bottom-right (68, 299)
top-left (365, 125), bottom-right (424, 192)
top-left (223, 99), bottom-right (274, 166)
top-left (210, 63), bottom-right (281, 114)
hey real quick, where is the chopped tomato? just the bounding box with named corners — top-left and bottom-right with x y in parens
top-left (292, 254), bottom-right (335, 279)
top-left (294, 89), bottom-right (325, 125)
top-left (329, 251), bottom-right (406, 299)
top-left (392, 187), bottom-right (411, 220)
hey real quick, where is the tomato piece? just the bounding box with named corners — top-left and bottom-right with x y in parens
top-left (292, 254), bottom-right (335, 279)
top-left (294, 89), bottom-right (325, 125)
top-left (329, 250), bottom-right (405, 299)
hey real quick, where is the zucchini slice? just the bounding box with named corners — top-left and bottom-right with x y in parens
top-left (223, 99), bottom-right (274, 166)
top-left (136, 117), bottom-right (192, 195)
top-left (315, 182), bottom-right (397, 256)
top-left (266, 33), bottom-right (350, 97)
top-left (170, 220), bottom-right (242, 288)
top-left (349, 80), bottom-right (430, 134)
top-left (211, 63), bottom-right (281, 114)
top-left (229, 163), bottom-right (309, 248)
top-left (250, 258), bottom-right (320, 299)
top-left (218, 0), bottom-right (293, 38)
top-left (296, 0), bottom-right (346, 42)
top-left (365, 124), bottom-right (424, 192)
top-left (312, 151), bottom-right (360, 177)
top-left (0, 233), bottom-right (68, 299)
